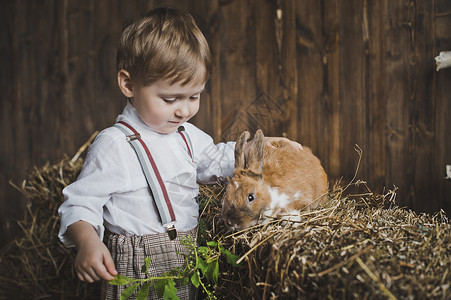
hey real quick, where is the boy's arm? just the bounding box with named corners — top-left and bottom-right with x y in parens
top-left (67, 221), bottom-right (118, 282)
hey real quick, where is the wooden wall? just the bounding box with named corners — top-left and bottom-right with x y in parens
top-left (1, 0), bottom-right (450, 245)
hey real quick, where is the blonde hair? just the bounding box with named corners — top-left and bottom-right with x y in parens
top-left (117, 7), bottom-right (211, 86)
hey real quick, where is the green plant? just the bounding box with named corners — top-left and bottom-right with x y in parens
top-left (108, 236), bottom-right (241, 300)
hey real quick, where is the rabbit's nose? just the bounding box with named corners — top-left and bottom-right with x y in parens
top-left (225, 219), bottom-right (236, 229)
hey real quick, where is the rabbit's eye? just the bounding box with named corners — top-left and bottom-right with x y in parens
top-left (248, 194), bottom-right (255, 202)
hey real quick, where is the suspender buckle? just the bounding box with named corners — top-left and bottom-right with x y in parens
top-left (166, 224), bottom-right (177, 240)
top-left (126, 133), bottom-right (141, 141)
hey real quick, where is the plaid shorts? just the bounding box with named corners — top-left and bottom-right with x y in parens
top-left (101, 228), bottom-right (197, 300)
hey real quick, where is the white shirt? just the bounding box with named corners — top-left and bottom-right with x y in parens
top-left (58, 102), bottom-right (235, 246)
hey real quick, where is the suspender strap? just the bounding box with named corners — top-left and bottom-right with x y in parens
top-left (114, 121), bottom-right (186, 240)
top-left (177, 126), bottom-right (193, 160)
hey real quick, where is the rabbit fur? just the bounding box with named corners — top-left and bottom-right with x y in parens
top-left (222, 130), bottom-right (328, 230)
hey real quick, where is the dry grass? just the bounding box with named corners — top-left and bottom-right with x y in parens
top-left (198, 181), bottom-right (451, 300)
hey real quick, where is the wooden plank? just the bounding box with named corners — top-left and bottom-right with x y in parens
top-left (434, 0), bottom-right (451, 215)
top-left (0, 0), bottom-right (24, 247)
top-left (366, 0), bottom-right (387, 194)
top-left (295, 0), bottom-right (340, 178)
top-left (254, 0), bottom-right (297, 140)
top-left (213, 0), bottom-right (258, 141)
top-left (321, 1), bottom-right (341, 179)
top-left (411, 0), bottom-right (437, 213)
top-left (338, 1), bottom-right (367, 181)
top-left (295, 0), bottom-right (322, 156)
top-left (384, 0), bottom-right (416, 209)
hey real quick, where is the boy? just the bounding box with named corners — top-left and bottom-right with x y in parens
top-left (59, 6), bottom-right (296, 299)
top-left (58, 7), bottom-right (234, 299)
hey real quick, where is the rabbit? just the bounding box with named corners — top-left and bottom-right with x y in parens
top-left (222, 129), bottom-right (328, 230)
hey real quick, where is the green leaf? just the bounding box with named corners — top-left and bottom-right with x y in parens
top-left (213, 260), bottom-right (219, 284)
top-left (205, 261), bottom-right (215, 281)
top-left (191, 271), bottom-right (200, 288)
top-left (198, 246), bottom-right (209, 256)
top-left (206, 241), bottom-right (218, 247)
top-left (181, 275), bottom-right (190, 286)
top-left (154, 279), bottom-right (167, 298)
top-left (221, 247), bottom-right (242, 267)
top-left (163, 279), bottom-right (179, 300)
top-left (136, 281), bottom-right (151, 300)
top-left (141, 256), bottom-right (152, 273)
top-left (109, 274), bottom-right (134, 286)
top-left (197, 257), bottom-right (207, 273)
top-left (227, 253), bottom-right (241, 267)
top-left (120, 283), bottom-right (140, 300)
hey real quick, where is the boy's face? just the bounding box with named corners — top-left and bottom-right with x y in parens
top-left (128, 78), bottom-right (204, 134)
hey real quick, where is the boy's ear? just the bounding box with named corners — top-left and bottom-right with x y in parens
top-left (117, 69), bottom-right (134, 98)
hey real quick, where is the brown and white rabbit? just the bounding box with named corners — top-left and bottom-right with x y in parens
top-left (222, 130), bottom-right (328, 230)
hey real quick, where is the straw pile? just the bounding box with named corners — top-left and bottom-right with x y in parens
top-left (198, 181), bottom-right (451, 299)
top-left (1, 136), bottom-right (450, 300)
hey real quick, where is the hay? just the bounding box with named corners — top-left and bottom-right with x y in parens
top-left (1, 135), bottom-right (450, 300)
top-left (197, 181), bottom-right (451, 299)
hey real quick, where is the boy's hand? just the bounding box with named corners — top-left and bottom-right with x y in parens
top-left (67, 221), bottom-right (118, 282)
top-left (75, 238), bottom-right (117, 282)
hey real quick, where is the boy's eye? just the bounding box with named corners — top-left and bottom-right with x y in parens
top-left (189, 94), bottom-right (200, 100)
top-left (163, 98), bottom-right (177, 103)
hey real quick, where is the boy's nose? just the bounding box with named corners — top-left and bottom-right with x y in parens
top-left (175, 101), bottom-right (191, 118)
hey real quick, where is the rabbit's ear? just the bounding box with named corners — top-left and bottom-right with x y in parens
top-left (247, 129), bottom-right (265, 175)
top-left (235, 131), bottom-right (250, 169)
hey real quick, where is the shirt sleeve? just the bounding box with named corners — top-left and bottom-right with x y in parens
top-left (58, 129), bottom-right (132, 247)
top-left (183, 123), bottom-right (235, 184)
